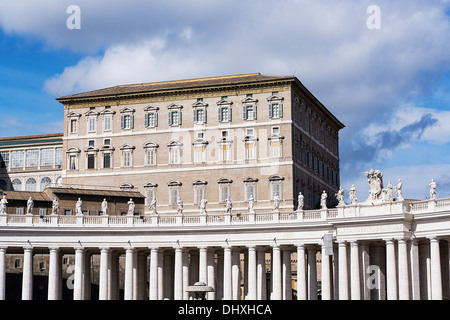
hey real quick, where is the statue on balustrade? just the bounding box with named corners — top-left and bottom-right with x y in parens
top-left (225, 197), bottom-right (232, 214)
top-left (150, 198), bottom-right (157, 215)
top-left (177, 197), bottom-right (183, 215)
top-left (248, 196), bottom-right (255, 213)
top-left (273, 195), bottom-right (280, 212)
top-left (395, 179), bottom-right (404, 201)
top-left (101, 199), bottom-right (108, 215)
top-left (51, 198), bottom-right (59, 215)
top-left (26, 197), bottom-right (34, 215)
top-left (321, 190), bottom-right (328, 209)
top-left (336, 187), bottom-right (345, 206)
top-left (127, 198), bottom-right (135, 216)
top-left (349, 184), bottom-right (357, 204)
top-left (297, 192), bottom-right (304, 211)
top-left (0, 195), bottom-right (7, 214)
top-left (365, 169), bottom-right (384, 201)
top-left (76, 198), bottom-right (83, 215)
top-left (429, 179), bottom-right (437, 200)
top-left (200, 197), bottom-right (207, 214)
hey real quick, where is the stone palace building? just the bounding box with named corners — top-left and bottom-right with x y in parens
top-left (0, 73), bottom-right (449, 301)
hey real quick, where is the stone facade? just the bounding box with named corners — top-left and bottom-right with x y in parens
top-left (57, 73), bottom-right (344, 213)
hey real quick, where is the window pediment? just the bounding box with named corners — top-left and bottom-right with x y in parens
top-left (216, 99), bottom-right (233, 106)
top-left (67, 111), bottom-right (81, 118)
top-left (192, 101), bottom-right (208, 108)
top-left (192, 138), bottom-right (208, 146)
top-left (243, 135), bottom-right (258, 142)
top-left (119, 107), bottom-right (135, 113)
top-left (144, 105), bottom-right (160, 112)
top-left (144, 182), bottom-right (158, 188)
top-left (267, 95), bottom-right (284, 102)
top-left (168, 181), bottom-right (182, 187)
top-left (143, 142), bottom-right (159, 149)
top-left (120, 143), bottom-right (135, 150)
top-left (100, 108), bottom-right (116, 115)
top-left (84, 146), bottom-right (99, 153)
top-left (167, 140), bottom-right (183, 147)
top-left (66, 147), bottom-right (81, 154)
top-left (241, 97), bottom-right (258, 104)
top-left (243, 177), bottom-right (259, 183)
top-left (218, 178), bottom-right (233, 184)
top-left (269, 175), bottom-right (285, 181)
top-left (100, 145), bottom-right (115, 152)
top-left (192, 179), bottom-right (207, 186)
top-left (85, 110), bottom-right (99, 116)
top-left (268, 134), bottom-right (285, 141)
top-left (167, 103), bottom-right (183, 110)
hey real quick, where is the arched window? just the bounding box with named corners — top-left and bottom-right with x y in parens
top-left (40, 177), bottom-right (52, 191)
top-left (11, 178), bottom-right (22, 191)
top-left (25, 178), bottom-right (37, 191)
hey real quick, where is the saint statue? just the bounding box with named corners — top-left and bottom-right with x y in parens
top-left (101, 199), bottom-right (108, 215)
top-left (200, 197), bottom-right (207, 214)
top-left (27, 197), bottom-right (34, 215)
top-left (349, 184), bottom-right (357, 204)
top-left (51, 198), bottom-right (59, 215)
top-left (0, 195), bottom-right (7, 214)
top-left (336, 187), bottom-right (345, 206)
top-left (76, 198), bottom-right (83, 215)
top-left (127, 198), bottom-right (135, 216)
top-left (225, 197), bottom-right (232, 214)
top-left (248, 196), bottom-right (255, 213)
top-left (297, 192), bottom-right (304, 211)
top-left (395, 179), bottom-right (404, 201)
top-left (150, 198), bottom-right (157, 215)
top-left (429, 179), bottom-right (437, 200)
top-left (321, 190), bottom-right (327, 209)
top-left (177, 198), bottom-right (183, 215)
top-left (273, 195), bottom-right (280, 212)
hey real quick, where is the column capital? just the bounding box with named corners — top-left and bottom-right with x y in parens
top-left (429, 236), bottom-right (440, 242)
top-left (48, 246), bottom-right (60, 252)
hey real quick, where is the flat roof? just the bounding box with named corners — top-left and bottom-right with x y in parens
top-left (0, 190), bottom-right (52, 202)
top-left (0, 133), bottom-right (63, 147)
top-left (46, 187), bottom-right (145, 198)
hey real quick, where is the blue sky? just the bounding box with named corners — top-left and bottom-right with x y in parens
top-left (1, 0), bottom-right (450, 201)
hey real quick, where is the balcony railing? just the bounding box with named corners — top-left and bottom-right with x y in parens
top-left (1, 196), bottom-right (450, 228)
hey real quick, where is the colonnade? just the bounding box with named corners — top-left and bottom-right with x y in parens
top-left (0, 236), bottom-right (448, 300)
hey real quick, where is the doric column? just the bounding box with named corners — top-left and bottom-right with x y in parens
top-left (182, 250), bottom-right (190, 300)
top-left (296, 244), bottom-right (307, 300)
top-left (48, 247), bottom-right (61, 300)
top-left (207, 249), bottom-right (215, 300)
top-left (174, 247), bottom-right (183, 300)
top-left (282, 247), bottom-right (292, 300)
top-left (350, 241), bottom-right (361, 300)
top-left (0, 247), bottom-right (6, 300)
top-left (223, 246), bottom-right (232, 300)
top-left (247, 246), bottom-right (257, 300)
top-left (338, 241), bottom-right (348, 300)
top-left (386, 239), bottom-right (398, 300)
top-left (410, 239), bottom-right (421, 300)
top-left (430, 237), bottom-right (442, 300)
top-left (397, 239), bottom-right (409, 300)
top-left (124, 247), bottom-right (134, 300)
top-left (232, 248), bottom-right (241, 300)
top-left (22, 247), bottom-right (33, 300)
top-left (307, 245), bottom-right (318, 300)
top-left (99, 248), bottom-right (110, 300)
top-left (271, 245), bottom-right (282, 300)
top-left (74, 247), bottom-right (85, 300)
top-left (149, 247), bottom-right (159, 300)
top-left (256, 247), bottom-right (267, 300)
top-left (321, 243), bottom-right (331, 300)
top-left (199, 247), bottom-right (207, 284)
top-left (157, 250), bottom-right (164, 300)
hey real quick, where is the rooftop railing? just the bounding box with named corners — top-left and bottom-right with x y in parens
top-left (1, 196), bottom-right (450, 228)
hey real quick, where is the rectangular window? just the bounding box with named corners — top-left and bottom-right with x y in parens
top-left (194, 145), bottom-right (206, 163)
top-left (194, 109), bottom-right (206, 124)
top-left (269, 103), bottom-right (283, 119)
top-left (103, 153), bottom-right (111, 168)
top-left (69, 155), bottom-right (77, 170)
top-left (271, 183), bottom-right (281, 200)
top-left (16, 207), bottom-right (24, 215)
top-left (104, 139), bottom-right (111, 146)
top-left (122, 151), bottom-right (132, 167)
top-left (169, 111), bottom-right (181, 126)
top-left (11, 150), bottom-right (25, 168)
top-left (88, 117), bottom-right (96, 132)
top-left (145, 112), bottom-right (158, 127)
top-left (121, 114), bottom-right (134, 129)
top-left (64, 209), bottom-right (72, 216)
top-left (270, 141), bottom-right (282, 158)
top-left (245, 142), bottom-right (256, 160)
top-left (218, 107), bottom-right (231, 122)
top-left (25, 149), bottom-right (39, 167)
top-left (0, 151), bottom-right (10, 169)
top-left (243, 105), bottom-right (256, 120)
top-left (219, 143), bottom-right (231, 162)
top-left (246, 184), bottom-right (255, 201)
top-left (87, 154), bottom-right (95, 169)
top-left (219, 184), bottom-right (231, 203)
top-left (55, 148), bottom-right (63, 166)
top-left (169, 147), bottom-right (181, 164)
top-left (103, 115), bottom-right (112, 131)
top-left (194, 186), bottom-right (205, 205)
top-left (169, 188), bottom-right (179, 205)
top-left (88, 140), bottom-right (95, 147)
top-left (40, 148), bottom-right (54, 167)
top-left (70, 119), bottom-right (78, 133)
top-left (145, 149), bottom-right (156, 166)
